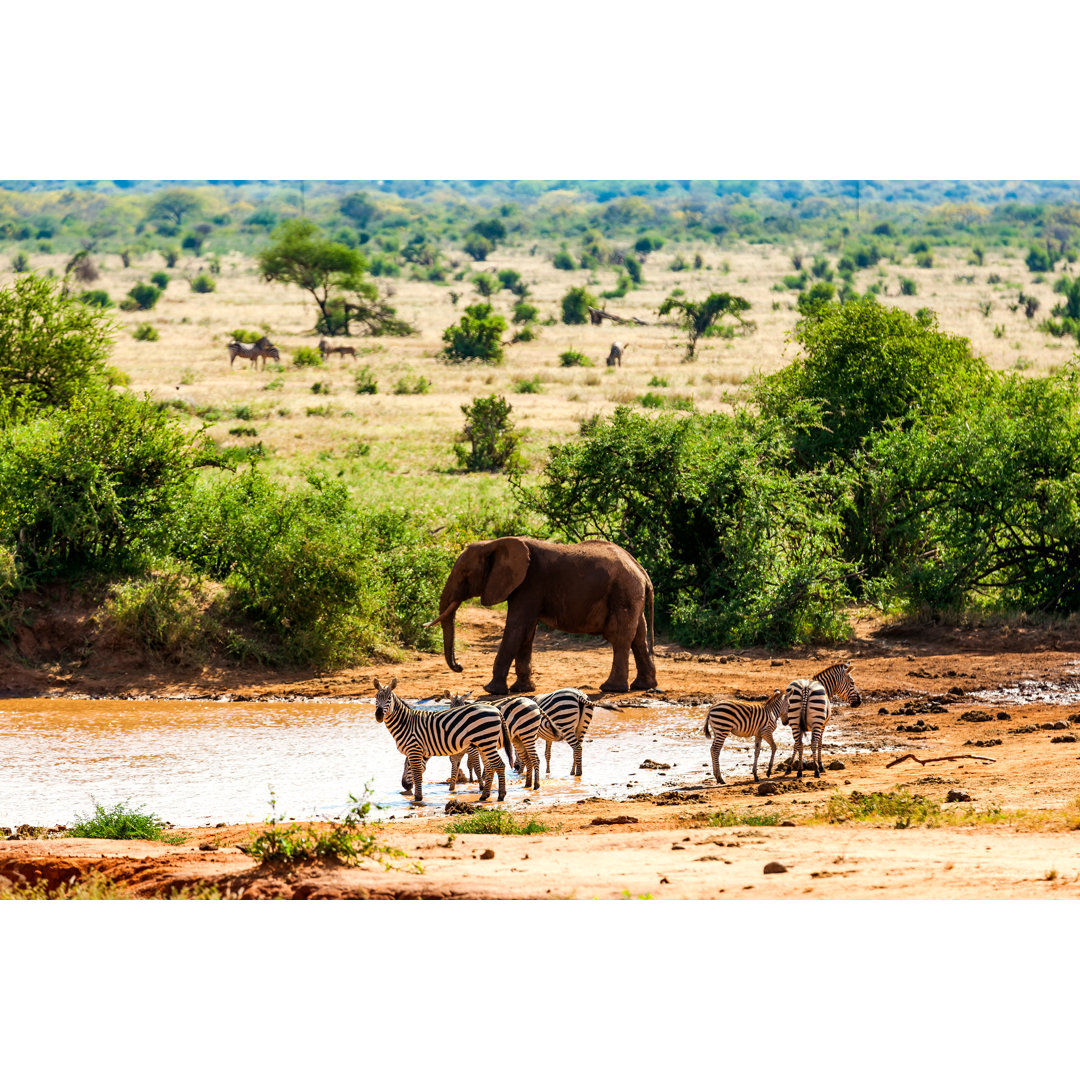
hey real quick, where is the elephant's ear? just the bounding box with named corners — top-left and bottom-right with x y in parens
top-left (482, 537), bottom-right (531, 606)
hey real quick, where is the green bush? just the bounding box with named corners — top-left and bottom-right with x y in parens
top-left (79, 290), bottom-right (112, 308)
top-left (150, 272), bottom-right (169, 290)
top-left (517, 407), bottom-right (853, 648)
top-left (230, 328), bottom-right (262, 344)
top-left (1026, 246), bottom-right (1054, 273)
top-left (796, 281), bottom-right (835, 316)
top-left (444, 809), bottom-right (547, 835)
top-left (132, 322), bottom-right (159, 342)
top-left (471, 271), bottom-right (498, 298)
top-left (0, 273), bottom-right (115, 413)
top-left (441, 302), bottom-right (506, 364)
top-left (354, 366), bottom-right (378, 394)
top-left (512, 300), bottom-right (539, 325)
top-left (292, 345), bottom-right (323, 368)
top-left (463, 233), bottom-right (494, 261)
top-left (512, 375), bottom-right (542, 393)
top-left (0, 391), bottom-right (214, 580)
top-left (310, 381), bottom-right (332, 395)
top-left (899, 277), bottom-right (917, 296)
top-left (65, 801), bottom-right (184, 843)
top-left (190, 273), bottom-right (216, 293)
top-left (559, 349), bottom-right (592, 367)
top-left (553, 247), bottom-right (577, 270)
top-left (560, 286), bottom-right (596, 325)
top-left (11, 252), bottom-right (30, 273)
top-left (393, 374), bottom-right (430, 395)
top-left (454, 394), bottom-right (522, 472)
top-left (122, 281), bottom-right (161, 311)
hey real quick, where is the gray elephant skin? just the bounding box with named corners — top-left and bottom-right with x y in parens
top-left (427, 536), bottom-right (657, 695)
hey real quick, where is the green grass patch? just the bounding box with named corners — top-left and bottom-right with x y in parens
top-left (705, 809), bottom-right (782, 827)
top-left (813, 788), bottom-right (944, 828)
top-left (65, 801), bottom-right (187, 844)
top-left (444, 809), bottom-right (548, 835)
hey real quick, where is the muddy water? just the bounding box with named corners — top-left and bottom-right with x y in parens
top-left (0, 698), bottom-right (865, 827)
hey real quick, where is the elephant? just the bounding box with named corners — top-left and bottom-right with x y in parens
top-left (425, 536), bottom-right (657, 695)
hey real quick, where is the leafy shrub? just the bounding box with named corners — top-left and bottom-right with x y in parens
top-left (647, 375), bottom-right (669, 387)
top-left (914, 252), bottom-right (933, 269)
top-left (561, 286), bottom-right (596, 325)
top-left (310, 381), bottom-right (332, 395)
top-left (444, 809), bottom-right (547, 835)
top-left (150, 271), bottom-right (169, 290)
top-left (1026, 246), bottom-right (1054, 273)
top-left (230, 328), bottom-right (262, 344)
top-left (133, 322), bottom-right (159, 341)
top-left (511, 325), bottom-right (537, 343)
top-left (559, 349), bottom-right (593, 367)
top-left (634, 235), bottom-right (664, 256)
top-left (229, 425), bottom-right (258, 437)
top-left (517, 407), bottom-right (853, 648)
top-left (553, 247), bottom-right (577, 270)
top-left (658, 291), bottom-right (753, 360)
top-left (172, 470), bottom-right (452, 665)
top-left (354, 366), bottom-right (378, 394)
top-left (441, 302), bottom-right (506, 364)
top-left (10, 252), bottom-right (30, 273)
top-left (79, 290), bottom-right (112, 308)
top-left (0, 273), bottom-right (116, 414)
top-left (66, 801), bottom-right (184, 843)
top-left (190, 273), bottom-right (216, 293)
top-left (624, 254), bottom-right (643, 285)
top-left (455, 394), bottom-right (522, 472)
top-left (388, 373), bottom-right (428, 395)
top-left (512, 375), bottom-right (542, 393)
top-left (463, 233), bottom-right (494, 261)
top-left (306, 404), bottom-right (333, 417)
top-left (796, 281), bottom-right (835, 316)
top-left (497, 269), bottom-right (528, 296)
top-left (102, 563), bottom-right (213, 663)
top-left (162, 248), bottom-right (180, 268)
top-left (292, 345), bottom-right (323, 367)
top-left (638, 392), bottom-right (694, 411)
top-left (471, 271), bottom-right (498, 298)
top-left (899, 277), bottom-right (917, 296)
top-left (122, 281), bottom-right (161, 311)
top-left (0, 391), bottom-right (214, 580)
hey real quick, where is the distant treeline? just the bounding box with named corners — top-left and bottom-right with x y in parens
top-left (2, 180), bottom-right (1080, 266)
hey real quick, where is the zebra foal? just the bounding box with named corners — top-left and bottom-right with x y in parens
top-left (703, 688), bottom-right (784, 784)
top-left (374, 677), bottom-right (506, 804)
top-left (782, 662), bottom-right (861, 778)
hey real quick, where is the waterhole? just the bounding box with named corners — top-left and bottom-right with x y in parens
top-left (0, 698), bottom-right (871, 827)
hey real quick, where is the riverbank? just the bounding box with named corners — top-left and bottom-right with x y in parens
top-left (3, 605), bottom-right (1080, 898)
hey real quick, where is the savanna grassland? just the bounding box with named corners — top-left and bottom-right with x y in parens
top-left (1, 239), bottom-right (1069, 518)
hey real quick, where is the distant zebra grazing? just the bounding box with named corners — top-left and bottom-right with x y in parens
top-left (703, 688), bottom-right (785, 784)
top-left (451, 693), bottom-right (543, 790)
top-left (319, 338), bottom-right (357, 361)
top-left (782, 662), bottom-right (861, 779)
top-left (227, 336), bottom-right (279, 370)
top-left (374, 677), bottom-right (506, 804)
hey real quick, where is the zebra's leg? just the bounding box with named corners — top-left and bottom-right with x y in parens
top-left (813, 727), bottom-right (824, 778)
top-left (521, 737), bottom-right (540, 789)
top-left (794, 730), bottom-right (805, 780)
top-left (571, 735), bottom-right (583, 778)
top-left (447, 753), bottom-right (463, 793)
top-left (752, 734), bottom-right (763, 782)
top-left (710, 735), bottom-right (727, 784)
top-left (408, 750), bottom-right (425, 804)
top-left (544, 738), bottom-right (553, 775)
top-left (764, 732), bottom-right (777, 778)
top-left (467, 746), bottom-right (482, 783)
top-left (401, 757), bottom-right (413, 795)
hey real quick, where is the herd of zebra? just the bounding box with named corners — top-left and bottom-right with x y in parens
top-left (372, 661), bottom-right (861, 806)
top-left (226, 337), bottom-right (356, 369)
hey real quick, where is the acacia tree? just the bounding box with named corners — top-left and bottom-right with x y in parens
top-left (146, 189), bottom-right (205, 229)
top-left (658, 291), bottom-right (752, 360)
top-left (258, 219), bottom-right (367, 332)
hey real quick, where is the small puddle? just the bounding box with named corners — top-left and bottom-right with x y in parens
top-left (0, 697), bottom-right (875, 827)
top-left (970, 677), bottom-right (1080, 707)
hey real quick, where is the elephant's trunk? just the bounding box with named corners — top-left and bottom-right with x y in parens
top-left (434, 580), bottom-right (466, 673)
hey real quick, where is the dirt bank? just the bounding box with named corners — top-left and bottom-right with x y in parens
top-left (3, 602), bottom-right (1080, 898)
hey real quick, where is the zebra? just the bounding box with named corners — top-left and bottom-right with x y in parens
top-left (450, 693), bottom-right (543, 790)
top-left (401, 746), bottom-right (482, 796)
top-left (781, 662), bottom-right (861, 778)
top-left (227, 336), bottom-right (279, 370)
top-left (703, 688), bottom-right (785, 784)
top-left (605, 341), bottom-right (629, 367)
top-left (319, 338), bottom-right (357, 361)
top-left (533, 688), bottom-right (620, 778)
top-left (373, 677), bottom-right (506, 804)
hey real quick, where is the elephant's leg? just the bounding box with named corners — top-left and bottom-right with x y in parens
top-left (485, 610), bottom-right (534, 695)
top-left (601, 638), bottom-right (632, 693)
top-left (508, 620), bottom-right (538, 694)
top-left (629, 613), bottom-right (658, 690)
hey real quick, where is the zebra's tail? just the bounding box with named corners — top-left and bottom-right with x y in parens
top-left (799, 684), bottom-right (812, 734)
top-left (501, 718), bottom-right (514, 769)
top-left (703, 713), bottom-right (711, 737)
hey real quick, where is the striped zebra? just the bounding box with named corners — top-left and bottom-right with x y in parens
top-left (781, 662), bottom-right (861, 778)
top-left (451, 693), bottom-right (543, 790)
top-left (373, 677), bottom-right (506, 804)
top-left (227, 336), bottom-right (279, 370)
top-left (703, 688), bottom-right (785, 784)
top-left (400, 745), bottom-right (482, 796)
top-left (533, 688), bottom-right (621, 778)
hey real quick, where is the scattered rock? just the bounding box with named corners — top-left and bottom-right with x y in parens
top-left (947, 686), bottom-right (967, 696)
top-left (780, 821), bottom-right (797, 827)
top-left (480, 849), bottom-right (495, 860)
top-left (878, 707), bottom-right (890, 715)
top-left (964, 738), bottom-right (1002, 748)
top-left (959, 710), bottom-right (995, 723)
top-left (198, 842), bottom-right (216, 851)
top-left (897, 721), bottom-right (939, 733)
top-left (444, 799), bottom-right (474, 816)
top-left (649, 791), bottom-right (706, 805)
top-left (590, 815), bottom-right (639, 826)
top-left (996, 712), bottom-right (1010, 721)
top-left (1068, 713), bottom-right (1080, 725)
top-left (827, 760), bottom-right (846, 771)
top-left (1051, 734), bottom-right (1078, 744)
top-left (639, 759), bottom-right (671, 770)
top-left (1008, 725), bottom-right (1038, 734)
top-left (771, 659), bottom-right (783, 667)
top-left (757, 781), bottom-right (780, 796)
top-left (763, 861), bottom-right (788, 874)
top-left (945, 789), bottom-right (972, 803)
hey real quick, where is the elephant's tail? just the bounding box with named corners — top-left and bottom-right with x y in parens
top-left (646, 574), bottom-right (655, 656)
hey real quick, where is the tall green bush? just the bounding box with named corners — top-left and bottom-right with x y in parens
top-left (441, 303), bottom-right (506, 364)
top-left (561, 286), bottom-right (596, 325)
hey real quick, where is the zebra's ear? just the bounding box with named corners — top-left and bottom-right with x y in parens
top-left (390, 677), bottom-right (398, 690)
top-left (373, 677), bottom-right (382, 690)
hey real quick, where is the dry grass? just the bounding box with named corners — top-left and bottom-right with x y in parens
top-left (1, 243), bottom-right (1070, 515)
